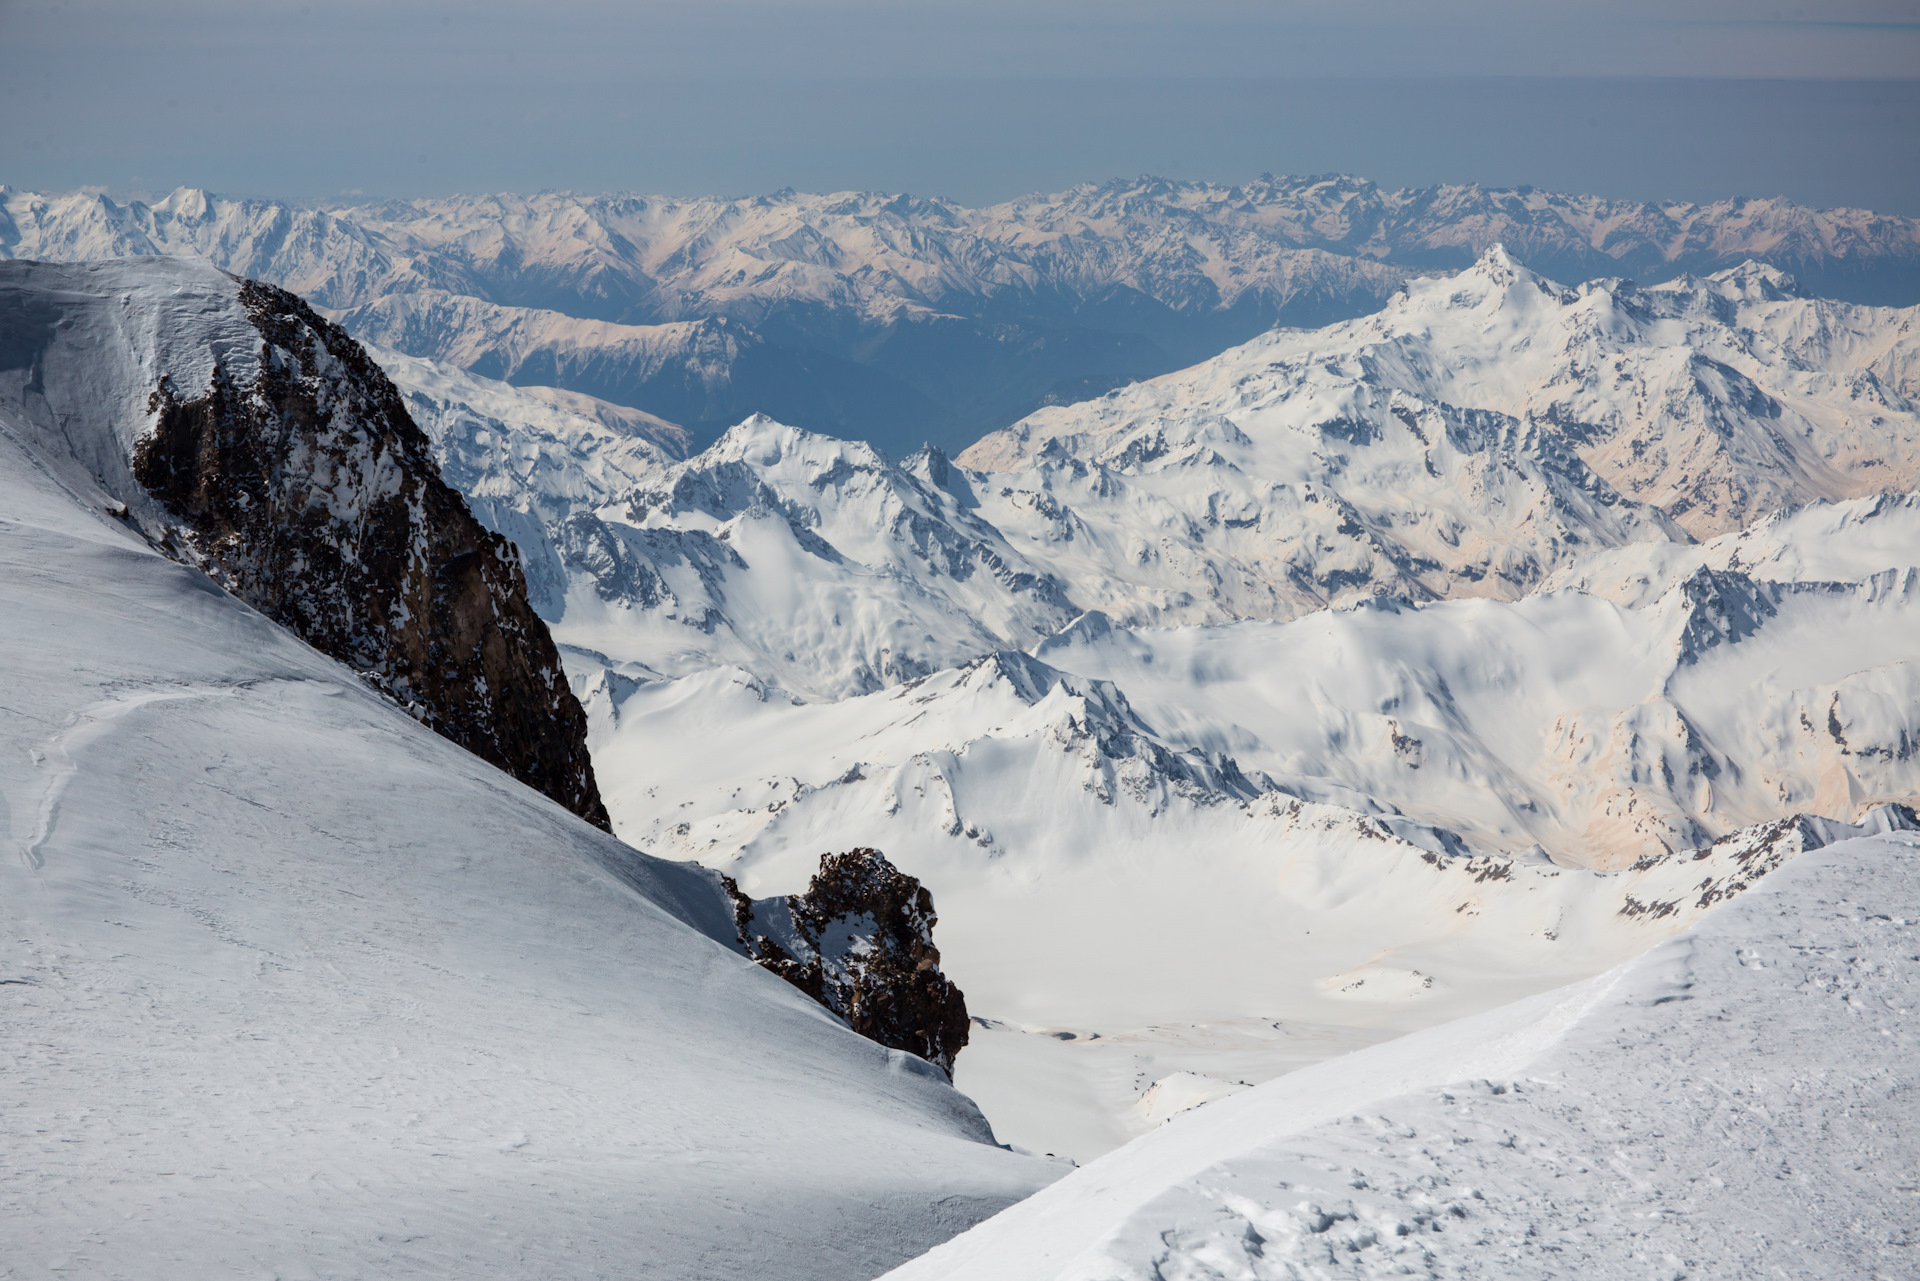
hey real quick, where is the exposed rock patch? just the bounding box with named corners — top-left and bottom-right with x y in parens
top-left (132, 277), bottom-right (610, 830)
top-left (724, 849), bottom-right (969, 1076)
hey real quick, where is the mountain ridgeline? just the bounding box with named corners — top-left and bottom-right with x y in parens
top-left (6, 176), bottom-right (1919, 455)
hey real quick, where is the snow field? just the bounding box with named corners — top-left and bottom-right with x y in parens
top-left (884, 831), bottom-right (1920, 1280)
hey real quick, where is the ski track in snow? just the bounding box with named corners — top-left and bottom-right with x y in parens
top-left (17, 686), bottom-right (239, 869)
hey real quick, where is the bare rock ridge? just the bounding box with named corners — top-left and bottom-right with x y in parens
top-left (723, 849), bottom-right (970, 1076)
top-left (132, 274), bottom-right (611, 830)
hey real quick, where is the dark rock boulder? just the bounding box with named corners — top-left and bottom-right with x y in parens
top-left (133, 277), bottom-right (611, 830)
top-left (724, 849), bottom-right (970, 1076)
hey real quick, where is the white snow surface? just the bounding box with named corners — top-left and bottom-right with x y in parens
top-left (885, 830), bottom-right (1920, 1281)
top-left (0, 258), bottom-right (1058, 1279)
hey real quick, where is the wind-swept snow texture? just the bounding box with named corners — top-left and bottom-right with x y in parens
top-left (0, 264), bottom-right (1057, 1278)
top-left (6, 177), bottom-right (1919, 450)
top-left (884, 830), bottom-right (1920, 1281)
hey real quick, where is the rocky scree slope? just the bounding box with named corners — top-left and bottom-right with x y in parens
top-left (8, 176), bottom-right (1919, 451)
top-left (0, 257), bottom-right (609, 829)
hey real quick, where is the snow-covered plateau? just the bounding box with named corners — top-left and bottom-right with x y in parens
top-left (0, 259), bottom-right (1058, 1277)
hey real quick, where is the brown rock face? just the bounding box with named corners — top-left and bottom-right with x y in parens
top-left (725, 849), bottom-right (970, 1076)
top-left (132, 277), bottom-right (611, 831)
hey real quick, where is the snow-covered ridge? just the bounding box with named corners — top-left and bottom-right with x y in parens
top-left (0, 257), bottom-right (611, 827)
top-left (550, 416), bottom-right (1077, 699)
top-left (402, 252), bottom-right (1920, 716)
top-left (965, 249), bottom-right (1920, 541)
top-left (8, 175), bottom-right (1918, 451)
top-left (884, 828), bottom-right (1920, 1280)
top-left (7, 176), bottom-right (1913, 323)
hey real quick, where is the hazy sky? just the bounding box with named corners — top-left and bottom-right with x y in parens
top-left (3, 0), bottom-right (1917, 212)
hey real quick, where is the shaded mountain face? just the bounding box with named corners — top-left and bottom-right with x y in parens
top-left (7, 176), bottom-right (1918, 453)
top-left (0, 258), bottom-right (610, 830)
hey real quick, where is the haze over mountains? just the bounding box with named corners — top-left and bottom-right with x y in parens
top-left (7, 175), bottom-right (1920, 455)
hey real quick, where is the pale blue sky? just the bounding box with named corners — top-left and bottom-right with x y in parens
top-left (3, 0), bottom-right (1917, 211)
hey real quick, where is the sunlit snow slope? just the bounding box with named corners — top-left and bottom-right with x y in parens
top-left (0, 261), bottom-right (1056, 1279)
top-left (884, 830), bottom-right (1920, 1281)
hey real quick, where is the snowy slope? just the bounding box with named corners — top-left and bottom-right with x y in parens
top-left (883, 829), bottom-right (1920, 1281)
top-left (1031, 562), bottom-right (1920, 868)
top-left (1543, 490), bottom-right (1920, 607)
top-left (552, 417), bottom-right (1075, 699)
top-left (0, 267), bottom-right (1056, 1278)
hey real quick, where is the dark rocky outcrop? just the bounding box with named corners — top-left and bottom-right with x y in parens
top-left (723, 849), bottom-right (969, 1076)
top-left (133, 277), bottom-right (611, 830)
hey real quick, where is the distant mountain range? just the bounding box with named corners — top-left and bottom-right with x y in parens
top-left (7, 175), bottom-right (1919, 454)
